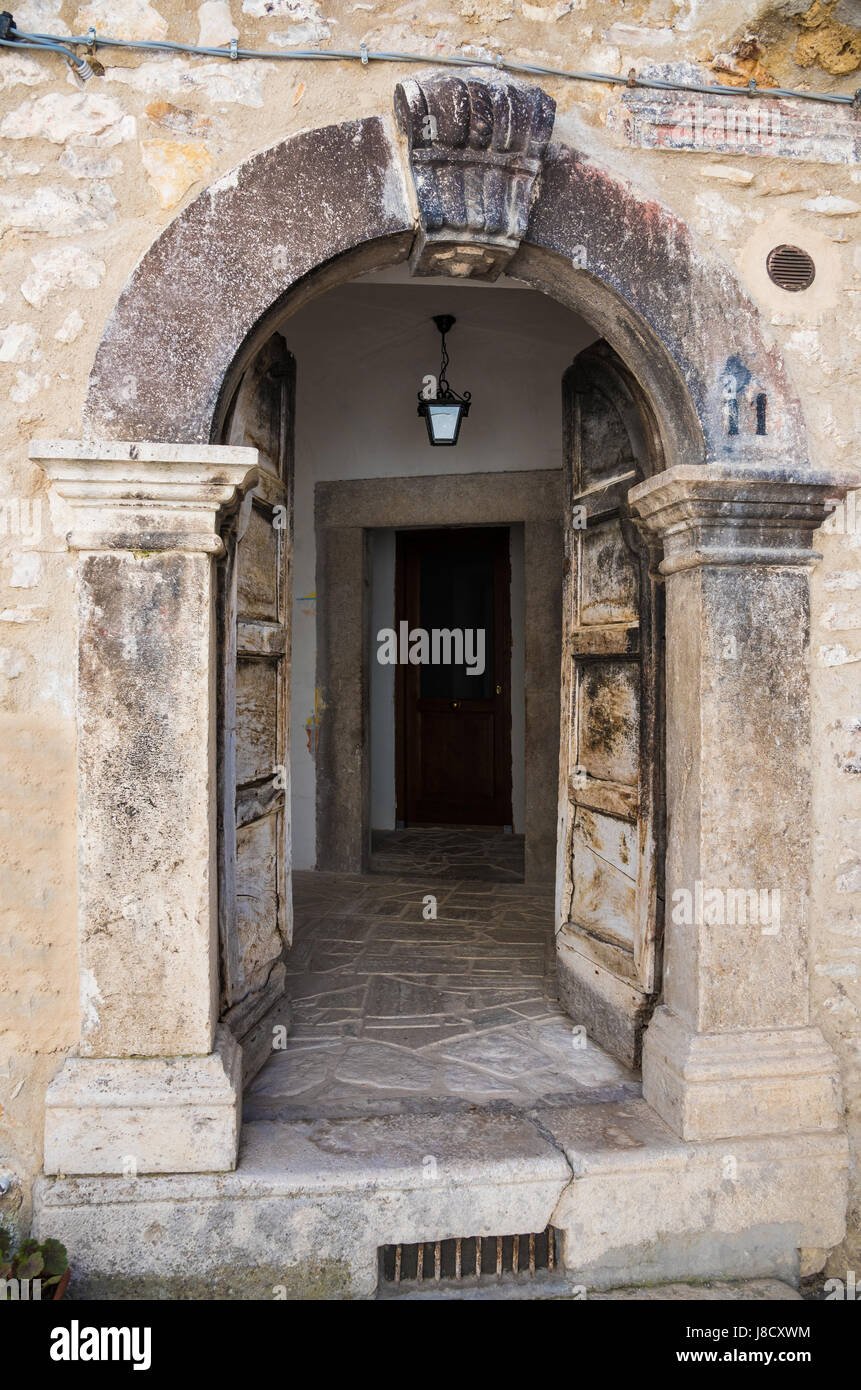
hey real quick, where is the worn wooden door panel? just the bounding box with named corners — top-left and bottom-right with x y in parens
top-left (556, 341), bottom-right (664, 1068)
top-left (237, 506), bottom-right (280, 620)
top-left (570, 838), bottom-right (637, 948)
top-left (235, 813), bottom-right (282, 987)
top-left (578, 660), bottom-right (641, 787)
top-left (580, 521), bottom-right (640, 625)
top-left (217, 332), bottom-right (295, 1079)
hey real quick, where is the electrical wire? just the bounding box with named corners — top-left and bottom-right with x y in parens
top-left (0, 20), bottom-right (857, 106)
top-left (0, 32), bottom-right (93, 78)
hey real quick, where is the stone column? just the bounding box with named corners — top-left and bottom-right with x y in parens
top-left (629, 464), bottom-right (852, 1142)
top-left (31, 441), bottom-right (261, 1175)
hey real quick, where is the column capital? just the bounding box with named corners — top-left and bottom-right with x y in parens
top-left (30, 440), bottom-right (265, 554)
top-left (629, 463), bottom-right (858, 575)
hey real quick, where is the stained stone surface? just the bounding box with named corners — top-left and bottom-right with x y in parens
top-left (369, 828), bottom-right (525, 882)
top-left (245, 870), bottom-right (639, 1121)
top-left (384, 1278), bottom-right (803, 1301)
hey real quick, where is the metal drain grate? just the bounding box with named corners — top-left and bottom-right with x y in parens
top-left (380, 1227), bottom-right (557, 1289)
top-left (766, 244), bottom-right (815, 292)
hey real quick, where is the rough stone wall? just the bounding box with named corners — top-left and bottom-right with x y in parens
top-left (0, 0), bottom-right (859, 1267)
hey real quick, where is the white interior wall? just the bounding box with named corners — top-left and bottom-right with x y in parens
top-left (278, 271), bottom-right (596, 868)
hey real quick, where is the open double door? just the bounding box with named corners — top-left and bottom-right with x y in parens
top-left (213, 331), bottom-right (664, 1073)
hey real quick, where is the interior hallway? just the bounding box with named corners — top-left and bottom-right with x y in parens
top-left (245, 869), bottom-right (640, 1123)
top-left (369, 827), bottom-right (525, 882)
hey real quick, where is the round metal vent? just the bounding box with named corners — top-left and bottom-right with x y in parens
top-left (766, 244), bottom-right (816, 292)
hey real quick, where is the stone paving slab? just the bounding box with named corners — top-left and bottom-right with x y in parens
top-left (247, 870), bottom-right (640, 1121)
top-left (369, 827), bottom-right (526, 882)
top-left (243, 1112), bottom-right (569, 1189)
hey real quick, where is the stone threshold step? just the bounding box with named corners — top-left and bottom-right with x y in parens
top-left (34, 1100), bottom-right (848, 1300)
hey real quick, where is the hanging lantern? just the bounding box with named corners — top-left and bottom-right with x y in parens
top-left (417, 315), bottom-right (471, 446)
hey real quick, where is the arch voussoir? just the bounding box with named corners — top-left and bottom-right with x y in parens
top-left (83, 68), bottom-right (806, 471)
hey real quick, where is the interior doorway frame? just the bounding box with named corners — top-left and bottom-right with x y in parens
top-left (314, 470), bottom-right (563, 883)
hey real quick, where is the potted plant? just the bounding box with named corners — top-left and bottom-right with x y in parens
top-left (0, 1229), bottom-right (69, 1300)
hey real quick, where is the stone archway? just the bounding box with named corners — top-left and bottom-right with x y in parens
top-left (32, 68), bottom-right (852, 1185)
top-left (81, 72), bottom-right (804, 471)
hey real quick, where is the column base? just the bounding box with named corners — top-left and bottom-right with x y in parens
top-left (44, 1027), bottom-right (242, 1176)
top-left (643, 1006), bottom-right (844, 1141)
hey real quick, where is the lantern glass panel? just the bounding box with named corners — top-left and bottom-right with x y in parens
top-left (427, 402), bottom-right (462, 445)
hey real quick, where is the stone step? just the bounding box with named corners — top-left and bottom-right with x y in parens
top-left (34, 1100), bottom-right (847, 1300)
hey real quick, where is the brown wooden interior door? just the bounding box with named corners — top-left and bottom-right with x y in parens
top-left (397, 527), bottom-right (512, 826)
top-left (555, 341), bottom-right (665, 1068)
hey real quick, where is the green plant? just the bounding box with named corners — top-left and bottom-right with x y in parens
top-left (0, 1228), bottom-right (68, 1293)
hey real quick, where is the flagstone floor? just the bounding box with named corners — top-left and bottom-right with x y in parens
top-left (369, 827), bottom-right (525, 882)
top-left (245, 870), bottom-right (640, 1122)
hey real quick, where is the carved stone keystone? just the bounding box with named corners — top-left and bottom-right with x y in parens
top-left (394, 68), bottom-right (555, 280)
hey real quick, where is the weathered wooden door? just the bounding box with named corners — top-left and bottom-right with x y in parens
top-left (217, 333), bottom-right (295, 1078)
top-left (555, 341), bottom-right (664, 1068)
